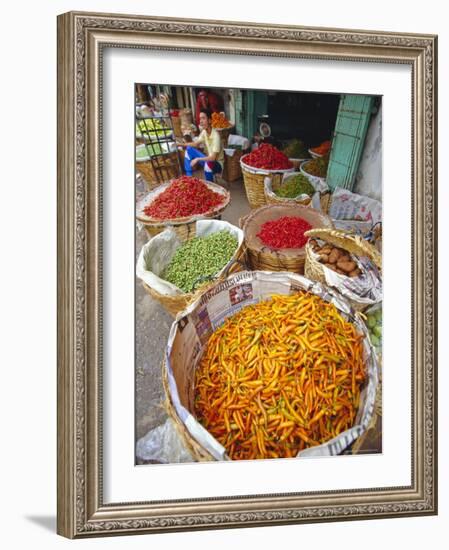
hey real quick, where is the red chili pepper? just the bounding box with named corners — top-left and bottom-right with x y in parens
top-left (244, 143), bottom-right (292, 170)
top-left (257, 216), bottom-right (312, 249)
top-left (143, 176), bottom-right (225, 220)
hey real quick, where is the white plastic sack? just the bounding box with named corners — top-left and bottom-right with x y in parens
top-left (136, 419), bottom-right (194, 463)
top-left (136, 219), bottom-right (244, 297)
top-left (227, 134), bottom-right (250, 150)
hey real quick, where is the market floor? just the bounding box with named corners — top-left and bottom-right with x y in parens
top-left (135, 175), bottom-right (251, 450)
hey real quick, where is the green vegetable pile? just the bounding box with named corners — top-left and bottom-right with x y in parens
top-left (282, 139), bottom-right (310, 159)
top-left (274, 174), bottom-right (315, 198)
top-left (366, 307), bottom-right (382, 353)
top-left (162, 230), bottom-right (238, 293)
top-left (136, 118), bottom-right (172, 140)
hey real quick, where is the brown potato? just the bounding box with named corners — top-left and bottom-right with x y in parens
top-left (336, 260), bottom-right (357, 273)
top-left (335, 268), bottom-right (347, 275)
top-left (318, 253), bottom-right (329, 263)
top-left (328, 248), bottom-right (341, 264)
top-left (349, 268), bottom-right (361, 277)
top-left (320, 245), bottom-right (333, 255)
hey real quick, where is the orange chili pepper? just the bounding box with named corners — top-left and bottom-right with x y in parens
top-left (193, 293), bottom-right (366, 460)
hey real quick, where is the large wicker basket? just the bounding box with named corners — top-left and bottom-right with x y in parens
top-left (240, 154), bottom-right (295, 209)
top-left (136, 179), bottom-right (231, 240)
top-left (242, 204), bottom-right (333, 274)
top-left (304, 227), bottom-right (382, 311)
top-left (136, 151), bottom-right (181, 191)
top-left (141, 226), bottom-right (247, 317)
top-left (162, 270), bottom-right (379, 461)
top-left (222, 148), bottom-right (245, 182)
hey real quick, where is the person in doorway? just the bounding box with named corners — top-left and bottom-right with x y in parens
top-left (178, 109), bottom-right (224, 182)
top-left (195, 89), bottom-right (224, 126)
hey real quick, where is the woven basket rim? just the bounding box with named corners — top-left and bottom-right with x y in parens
top-left (136, 179), bottom-right (230, 225)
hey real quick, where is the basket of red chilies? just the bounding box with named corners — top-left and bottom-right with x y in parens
top-left (242, 203), bottom-right (333, 274)
top-left (240, 143), bottom-right (295, 209)
top-left (136, 175), bottom-right (231, 241)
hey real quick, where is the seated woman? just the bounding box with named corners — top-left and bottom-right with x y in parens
top-left (178, 109), bottom-right (224, 182)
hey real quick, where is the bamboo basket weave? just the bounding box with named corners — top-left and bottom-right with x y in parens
top-left (222, 149), bottom-right (244, 182)
top-left (142, 236), bottom-right (247, 317)
top-left (304, 228), bottom-right (382, 311)
top-left (242, 204), bottom-right (333, 274)
top-left (162, 362), bottom-right (214, 461)
top-left (142, 220), bottom-right (197, 241)
top-left (240, 154), bottom-right (294, 209)
top-left (136, 152), bottom-right (181, 191)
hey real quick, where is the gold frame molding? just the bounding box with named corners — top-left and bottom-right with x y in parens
top-left (57, 11), bottom-right (438, 538)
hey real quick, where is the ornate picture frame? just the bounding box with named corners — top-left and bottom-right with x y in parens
top-left (57, 11), bottom-right (437, 538)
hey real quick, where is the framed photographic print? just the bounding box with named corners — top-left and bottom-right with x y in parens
top-left (57, 11), bottom-right (438, 538)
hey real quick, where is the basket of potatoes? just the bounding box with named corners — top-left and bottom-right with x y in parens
top-left (304, 227), bottom-right (382, 312)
